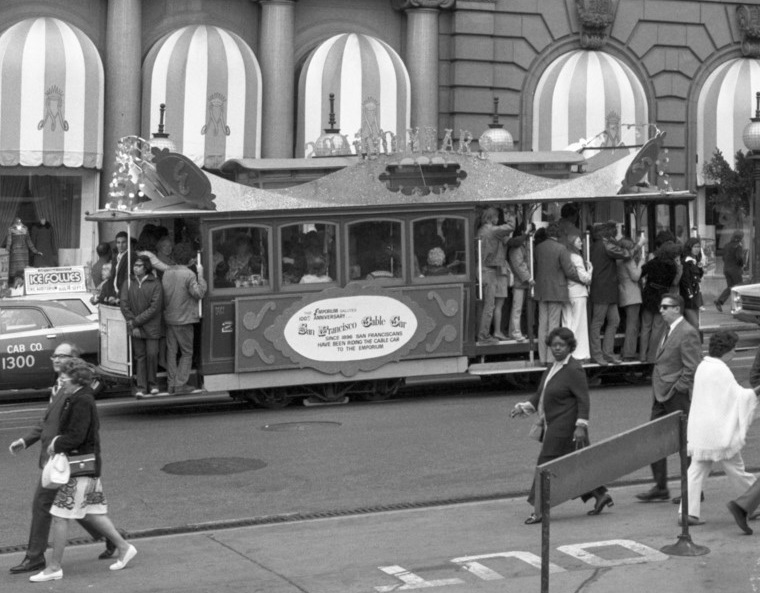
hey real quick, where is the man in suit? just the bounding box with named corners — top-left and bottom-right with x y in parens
top-left (7, 343), bottom-right (123, 574)
top-left (95, 231), bottom-right (130, 305)
top-left (533, 222), bottom-right (581, 364)
top-left (636, 294), bottom-right (702, 503)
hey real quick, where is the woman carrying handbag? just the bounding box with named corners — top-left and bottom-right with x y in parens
top-left (29, 358), bottom-right (136, 583)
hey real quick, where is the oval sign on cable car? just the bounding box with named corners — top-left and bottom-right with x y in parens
top-left (283, 296), bottom-right (418, 362)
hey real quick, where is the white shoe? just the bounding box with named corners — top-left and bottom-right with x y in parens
top-left (109, 545), bottom-right (137, 571)
top-left (30, 569), bottom-right (62, 582)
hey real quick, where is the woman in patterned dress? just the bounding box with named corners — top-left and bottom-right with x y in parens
top-left (29, 359), bottom-right (136, 582)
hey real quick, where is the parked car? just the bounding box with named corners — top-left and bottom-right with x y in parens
top-left (730, 283), bottom-right (760, 325)
top-left (0, 300), bottom-right (99, 395)
top-left (4, 291), bottom-right (98, 321)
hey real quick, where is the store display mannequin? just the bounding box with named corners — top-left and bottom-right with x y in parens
top-left (30, 217), bottom-right (57, 267)
top-left (5, 218), bottom-right (41, 279)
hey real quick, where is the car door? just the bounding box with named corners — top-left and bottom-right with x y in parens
top-left (0, 305), bottom-right (59, 390)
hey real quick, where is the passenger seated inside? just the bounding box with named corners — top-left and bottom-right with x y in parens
top-left (422, 247), bottom-right (451, 276)
top-left (299, 256), bottom-right (332, 284)
top-left (226, 235), bottom-right (263, 286)
top-left (365, 247), bottom-right (398, 280)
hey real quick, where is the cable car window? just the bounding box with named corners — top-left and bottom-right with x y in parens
top-left (412, 217), bottom-right (467, 277)
top-left (347, 220), bottom-right (403, 281)
top-left (210, 226), bottom-right (269, 289)
top-left (280, 223), bottom-right (337, 286)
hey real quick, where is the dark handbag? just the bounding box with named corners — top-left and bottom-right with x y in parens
top-left (68, 453), bottom-right (97, 477)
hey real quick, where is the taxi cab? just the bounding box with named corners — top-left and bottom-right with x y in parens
top-left (0, 300), bottom-right (98, 393)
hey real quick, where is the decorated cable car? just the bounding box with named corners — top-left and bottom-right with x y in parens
top-left (86, 130), bottom-right (694, 407)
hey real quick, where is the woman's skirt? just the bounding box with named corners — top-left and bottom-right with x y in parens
top-left (50, 477), bottom-right (108, 519)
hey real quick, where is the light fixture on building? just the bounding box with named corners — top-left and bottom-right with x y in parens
top-left (306, 93), bottom-right (352, 157)
top-left (743, 91), bottom-right (760, 282)
top-left (151, 103), bottom-right (176, 153)
top-left (478, 97), bottom-right (514, 152)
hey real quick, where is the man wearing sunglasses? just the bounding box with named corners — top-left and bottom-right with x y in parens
top-left (636, 294), bottom-right (702, 507)
top-left (7, 343), bottom-right (124, 574)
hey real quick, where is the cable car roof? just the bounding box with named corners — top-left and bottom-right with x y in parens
top-left (85, 138), bottom-right (693, 223)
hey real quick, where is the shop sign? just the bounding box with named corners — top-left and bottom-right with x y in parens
top-left (283, 295), bottom-right (418, 362)
top-left (24, 266), bottom-right (87, 294)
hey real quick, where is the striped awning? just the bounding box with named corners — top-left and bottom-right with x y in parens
top-left (532, 50), bottom-right (648, 151)
top-left (0, 17), bottom-right (104, 168)
top-left (696, 58), bottom-right (760, 185)
top-left (142, 25), bottom-right (262, 169)
top-left (297, 33), bottom-right (411, 157)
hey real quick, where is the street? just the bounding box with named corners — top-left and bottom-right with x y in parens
top-left (2, 350), bottom-right (760, 591)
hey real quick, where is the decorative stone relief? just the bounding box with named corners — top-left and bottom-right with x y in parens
top-left (737, 5), bottom-right (760, 58)
top-left (576, 0), bottom-right (617, 50)
top-left (391, 0), bottom-right (456, 10)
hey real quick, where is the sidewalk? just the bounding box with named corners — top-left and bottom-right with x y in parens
top-left (2, 477), bottom-right (757, 593)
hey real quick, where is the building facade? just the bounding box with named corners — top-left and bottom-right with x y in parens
top-left (0, 0), bottom-right (758, 286)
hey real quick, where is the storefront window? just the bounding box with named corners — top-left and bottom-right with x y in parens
top-left (280, 223), bottom-right (337, 286)
top-left (210, 226), bottom-right (269, 289)
top-left (412, 217), bottom-right (467, 277)
top-left (347, 220), bottom-right (403, 281)
top-left (0, 174), bottom-right (82, 249)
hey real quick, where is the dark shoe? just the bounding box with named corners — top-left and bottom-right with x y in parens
top-left (672, 492), bottom-right (705, 505)
top-left (588, 493), bottom-right (614, 516)
top-left (99, 529), bottom-right (127, 560)
top-left (727, 501), bottom-right (753, 535)
top-left (592, 357), bottom-right (609, 367)
top-left (10, 557), bottom-right (45, 574)
top-left (524, 513), bottom-right (542, 525)
top-left (478, 336), bottom-right (500, 345)
top-left (714, 300), bottom-right (723, 313)
top-left (606, 357), bottom-right (623, 365)
top-left (678, 514), bottom-right (705, 526)
top-left (622, 356), bottom-right (639, 362)
top-left (173, 385), bottom-right (200, 395)
top-left (636, 487), bottom-right (670, 502)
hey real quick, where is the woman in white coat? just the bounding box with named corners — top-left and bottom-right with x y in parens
top-left (562, 234), bottom-right (592, 361)
top-left (681, 331), bottom-right (760, 526)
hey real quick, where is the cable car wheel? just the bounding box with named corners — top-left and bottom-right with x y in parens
top-left (354, 378), bottom-right (404, 402)
top-left (244, 387), bottom-right (293, 409)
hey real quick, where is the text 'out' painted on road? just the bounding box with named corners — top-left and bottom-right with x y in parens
top-left (373, 539), bottom-right (668, 591)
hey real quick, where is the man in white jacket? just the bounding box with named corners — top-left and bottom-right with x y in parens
top-left (683, 331), bottom-right (760, 528)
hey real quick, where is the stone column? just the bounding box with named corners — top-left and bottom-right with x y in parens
top-left (102, 0), bottom-right (142, 207)
top-left (393, 0), bottom-right (454, 131)
top-left (257, 0), bottom-right (297, 157)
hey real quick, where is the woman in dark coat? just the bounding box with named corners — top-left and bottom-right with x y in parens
top-left (30, 358), bottom-right (135, 582)
top-left (639, 243), bottom-right (679, 362)
top-left (679, 237), bottom-right (704, 329)
top-left (511, 327), bottom-right (613, 524)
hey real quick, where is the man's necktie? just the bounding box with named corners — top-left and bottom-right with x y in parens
top-left (658, 327), bottom-right (670, 355)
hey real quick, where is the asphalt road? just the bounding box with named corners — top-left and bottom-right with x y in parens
top-left (2, 347), bottom-right (760, 553)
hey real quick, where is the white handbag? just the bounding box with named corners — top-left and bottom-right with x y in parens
top-left (41, 453), bottom-right (70, 489)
